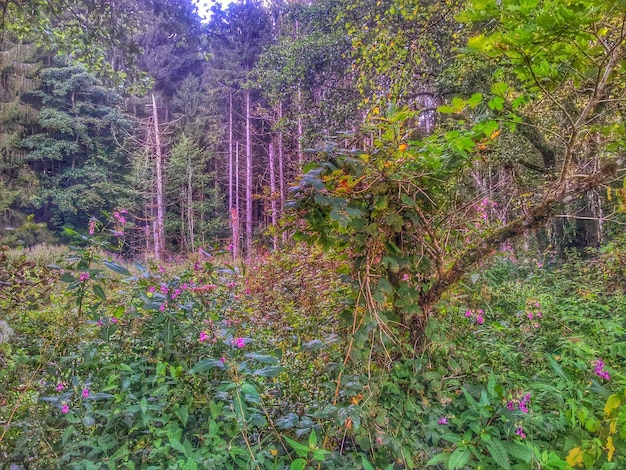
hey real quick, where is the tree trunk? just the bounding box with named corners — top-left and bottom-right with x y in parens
top-left (151, 93), bottom-right (165, 260)
top-left (269, 141), bottom-right (278, 250)
top-left (245, 88), bottom-right (253, 259)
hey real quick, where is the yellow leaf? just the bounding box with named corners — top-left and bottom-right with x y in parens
top-left (566, 447), bottom-right (584, 467)
top-left (610, 420), bottom-right (617, 435)
top-left (607, 187), bottom-right (612, 201)
top-left (604, 394), bottom-right (621, 417)
top-left (607, 436), bottom-right (615, 462)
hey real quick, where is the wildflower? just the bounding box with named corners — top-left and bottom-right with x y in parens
top-left (594, 359), bottom-right (610, 380)
top-left (112, 230), bottom-right (124, 237)
top-left (401, 273), bottom-right (410, 282)
top-left (220, 356), bottom-right (226, 363)
top-left (518, 394), bottom-right (530, 413)
top-left (160, 285), bottom-right (169, 295)
top-left (527, 312), bottom-right (534, 320)
top-left (159, 304), bottom-right (166, 312)
top-left (56, 382), bottom-right (65, 392)
top-left (88, 219), bottom-right (96, 235)
top-left (437, 417), bottom-right (448, 425)
top-left (465, 310), bottom-right (473, 317)
top-left (226, 282), bottom-right (236, 288)
top-left (97, 319), bottom-right (103, 326)
top-left (111, 317), bottom-right (118, 323)
top-left (515, 427), bottom-right (526, 439)
top-left (158, 265), bottom-right (165, 274)
top-left (61, 404), bottom-right (70, 414)
top-left (199, 331), bottom-right (209, 342)
top-left (476, 315), bottom-right (484, 325)
top-left (79, 272), bottom-right (90, 282)
top-left (507, 401), bottom-right (515, 411)
top-left (147, 286), bottom-right (156, 293)
top-left (82, 388), bottom-right (89, 399)
top-left (233, 337), bottom-right (245, 348)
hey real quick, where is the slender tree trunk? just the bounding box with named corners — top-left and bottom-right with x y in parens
top-left (228, 90), bottom-right (234, 213)
top-left (269, 141), bottom-right (278, 250)
top-left (278, 101), bottom-right (285, 214)
top-left (187, 160), bottom-right (194, 251)
top-left (232, 141), bottom-right (241, 261)
top-left (297, 84), bottom-right (303, 169)
top-left (151, 93), bottom-right (165, 260)
top-left (245, 88), bottom-right (253, 259)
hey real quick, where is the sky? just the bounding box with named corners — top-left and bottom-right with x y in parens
top-left (192, 0), bottom-right (234, 21)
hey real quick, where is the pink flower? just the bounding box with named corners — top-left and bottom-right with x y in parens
top-left (199, 331), bottom-right (209, 342)
top-left (61, 404), bottom-right (70, 414)
top-left (401, 273), bottom-right (410, 281)
top-left (220, 357), bottom-right (226, 363)
top-left (79, 272), bottom-right (90, 282)
top-left (160, 285), bottom-right (169, 295)
top-left (437, 417), bottom-right (448, 425)
top-left (233, 337), bottom-right (245, 348)
top-left (82, 388), bottom-right (89, 399)
top-left (158, 265), bottom-right (165, 274)
top-left (147, 286), bottom-right (156, 293)
top-left (56, 382), bottom-right (65, 392)
top-left (595, 359), bottom-right (611, 381)
top-left (507, 401), bottom-right (515, 411)
top-left (465, 310), bottom-right (472, 317)
top-left (527, 312), bottom-right (534, 320)
top-left (111, 317), bottom-right (118, 323)
top-left (476, 315), bottom-right (484, 325)
top-left (159, 304), bottom-right (166, 312)
top-left (88, 219), bottom-right (96, 235)
top-left (515, 427), bottom-right (526, 439)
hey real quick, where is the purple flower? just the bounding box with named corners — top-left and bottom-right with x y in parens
top-left (88, 219), bottom-right (96, 235)
top-left (82, 387), bottom-right (90, 399)
top-left (79, 272), bottom-right (90, 282)
top-left (437, 417), bottom-right (448, 425)
top-left (595, 359), bottom-right (611, 381)
top-left (147, 286), bottom-right (156, 293)
top-left (61, 404), bottom-right (70, 414)
top-left (465, 310), bottom-right (473, 317)
top-left (199, 331), bottom-right (209, 343)
top-left (515, 427), bottom-right (526, 439)
top-left (56, 382), bottom-right (65, 392)
top-left (476, 315), bottom-right (484, 325)
top-left (220, 357), bottom-right (226, 363)
top-left (159, 304), bottom-right (166, 312)
top-left (507, 401), bottom-right (515, 411)
top-left (236, 337), bottom-right (245, 348)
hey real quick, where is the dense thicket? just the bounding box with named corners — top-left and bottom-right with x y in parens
top-left (1, 0), bottom-right (624, 265)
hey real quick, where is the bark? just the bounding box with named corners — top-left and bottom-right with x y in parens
top-left (245, 88), bottom-right (253, 259)
top-left (269, 141), bottom-right (278, 250)
top-left (151, 93), bottom-right (165, 260)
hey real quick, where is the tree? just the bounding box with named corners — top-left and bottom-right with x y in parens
top-left (291, 0), bottom-right (626, 348)
top-left (18, 60), bottom-right (132, 232)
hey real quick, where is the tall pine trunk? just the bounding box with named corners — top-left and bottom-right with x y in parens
top-left (151, 94), bottom-right (165, 260)
top-left (269, 141), bottom-right (278, 250)
top-left (245, 88), bottom-right (253, 259)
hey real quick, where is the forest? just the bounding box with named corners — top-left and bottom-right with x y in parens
top-left (1, 0), bottom-right (626, 468)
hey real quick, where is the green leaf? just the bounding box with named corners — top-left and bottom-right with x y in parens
top-left (467, 93), bottom-right (483, 108)
top-left (487, 439), bottom-right (511, 470)
top-left (92, 284), bottom-right (106, 301)
top-left (190, 359), bottom-right (225, 373)
top-left (290, 459), bottom-right (307, 470)
top-left (275, 413), bottom-right (300, 430)
top-left (103, 261), bottom-right (131, 276)
top-left (283, 435), bottom-right (311, 458)
top-left (60, 273), bottom-right (76, 283)
top-left (502, 441), bottom-right (533, 464)
top-left (441, 433), bottom-right (462, 444)
top-left (449, 447), bottom-right (471, 470)
top-left (62, 425), bottom-right (75, 445)
top-left (362, 456), bottom-right (376, 470)
top-left (309, 429), bottom-right (317, 448)
top-left (244, 353), bottom-right (278, 364)
top-left (252, 365), bottom-right (284, 377)
top-left (426, 452), bottom-right (450, 467)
